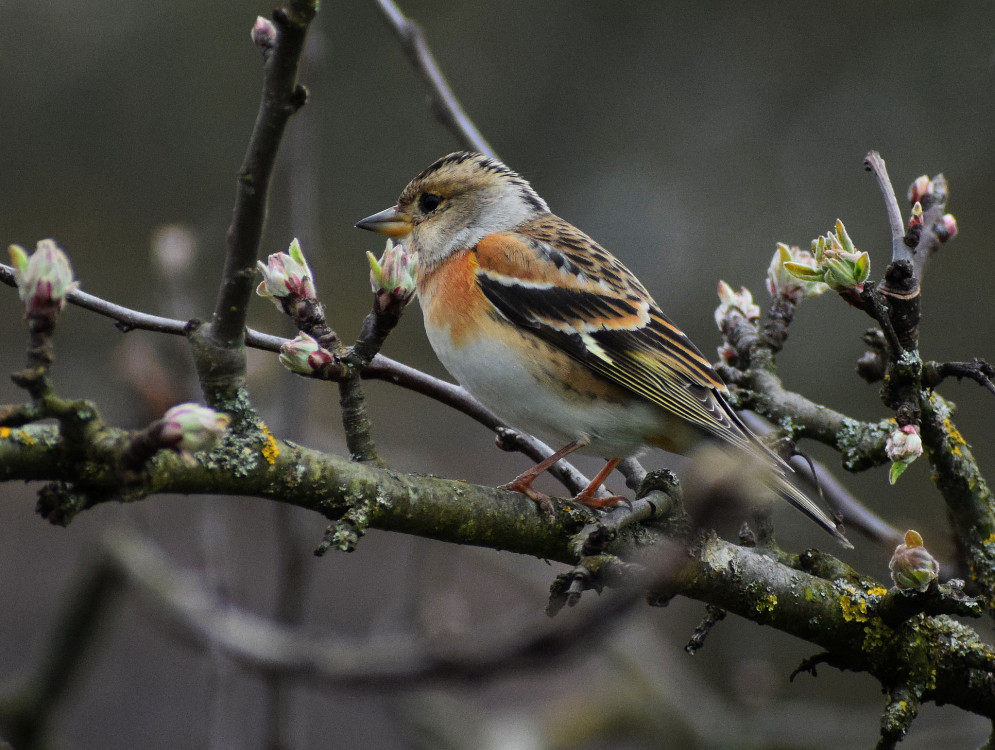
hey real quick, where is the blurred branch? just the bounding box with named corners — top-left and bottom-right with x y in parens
top-left (740, 411), bottom-right (902, 548)
top-left (0, 554), bottom-right (123, 750)
top-left (373, 0), bottom-right (495, 157)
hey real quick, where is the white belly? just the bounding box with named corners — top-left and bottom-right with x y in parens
top-left (424, 317), bottom-right (666, 459)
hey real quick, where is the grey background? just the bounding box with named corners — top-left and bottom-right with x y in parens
top-left (2, 2), bottom-right (994, 748)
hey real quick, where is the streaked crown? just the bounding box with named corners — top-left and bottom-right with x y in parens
top-left (396, 152), bottom-right (549, 264)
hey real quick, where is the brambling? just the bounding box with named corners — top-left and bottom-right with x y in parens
top-left (357, 152), bottom-right (850, 547)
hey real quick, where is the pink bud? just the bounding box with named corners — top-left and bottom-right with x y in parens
top-left (251, 16), bottom-right (277, 57)
top-left (907, 175), bottom-right (931, 205)
top-left (10, 239), bottom-right (78, 317)
top-left (935, 214), bottom-right (958, 242)
top-left (160, 403), bottom-right (230, 453)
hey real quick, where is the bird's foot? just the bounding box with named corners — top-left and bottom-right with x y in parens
top-left (501, 477), bottom-right (556, 515)
top-left (571, 490), bottom-right (628, 510)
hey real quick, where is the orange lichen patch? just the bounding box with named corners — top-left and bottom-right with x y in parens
top-left (417, 249), bottom-right (489, 347)
top-left (260, 423), bottom-right (279, 465)
top-left (0, 427), bottom-right (10, 439)
top-left (867, 586), bottom-right (888, 597)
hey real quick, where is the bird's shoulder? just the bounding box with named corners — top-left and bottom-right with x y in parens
top-left (471, 214), bottom-right (653, 304)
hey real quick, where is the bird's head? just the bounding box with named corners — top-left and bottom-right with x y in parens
top-left (356, 152), bottom-right (549, 266)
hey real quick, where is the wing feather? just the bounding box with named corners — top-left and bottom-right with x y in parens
top-left (472, 222), bottom-right (851, 547)
top-left (473, 225), bottom-right (752, 450)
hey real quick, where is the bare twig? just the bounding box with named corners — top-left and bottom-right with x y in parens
top-left (211, 1), bottom-right (318, 347)
top-left (685, 605), bottom-right (727, 655)
top-left (372, 0), bottom-right (495, 157)
top-left (864, 151), bottom-right (906, 263)
top-left (923, 359), bottom-right (995, 396)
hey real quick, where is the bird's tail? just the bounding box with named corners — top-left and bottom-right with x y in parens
top-left (769, 470), bottom-right (853, 549)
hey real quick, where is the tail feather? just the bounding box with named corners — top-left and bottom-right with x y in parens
top-left (770, 471), bottom-right (853, 549)
top-left (718, 399), bottom-right (852, 548)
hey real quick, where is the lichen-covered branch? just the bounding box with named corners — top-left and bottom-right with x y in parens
top-left (918, 392), bottom-right (995, 609)
top-left (1, 423), bottom-right (992, 722)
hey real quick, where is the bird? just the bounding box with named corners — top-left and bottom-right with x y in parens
top-left (356, 151), bottom-right (850, 547)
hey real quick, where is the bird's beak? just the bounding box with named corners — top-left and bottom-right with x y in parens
top-left (355, 205), bottom-right (413, 238)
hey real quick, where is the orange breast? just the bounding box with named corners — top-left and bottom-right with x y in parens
top-left (417, 250), bottom-right (492, 348)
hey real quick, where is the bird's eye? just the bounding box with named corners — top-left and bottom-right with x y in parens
top-left (418, 192), bottom-right (443, 213)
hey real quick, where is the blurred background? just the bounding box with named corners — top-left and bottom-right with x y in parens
top-left (2, 1), bottom-right (995, 747)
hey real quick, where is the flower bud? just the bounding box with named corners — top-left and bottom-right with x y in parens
top-left (367, 239), bottom-right (417, 302)
top-left (889, 530), bottom-right (940, 592)
top-left (9, 239), bottom-right (78, 317)
top-left (885, 424), bottom-right (923, 484)
top-left (279, 332), bottom-right (334, 375)
top-left (714, 281), bottom-right (760, 330)
top-left (256, 238), bottom-right (317, 311)
top-left (935, 214), bottom-right (958, 243)
top-left (766, 243), bottom-right (829, 302)
top-left (907, 175), bottom-right (931, 206)
top-left (907, 201), bottom-right (923, 231)
top-left (159, 403), bottom-right (230, 454)
top-left (251, 16), bottom-right (277, 58)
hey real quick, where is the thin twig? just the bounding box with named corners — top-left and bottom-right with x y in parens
top-left (372, 0), bottom-right (495, 157)
top-left (924, 359), bottom-right (995, 396)
top-left (864, 151), bottom-right (906, 263)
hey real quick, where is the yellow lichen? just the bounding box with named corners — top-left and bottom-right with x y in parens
top-left (260, 423), bottom-right (279, 465)
top-left (841, 594), bottom-right (869, 623)
top-left (861, 617), bottom-right (892, 651)
top-left (943, 418), bottom-right (967, 456)
top-left (16, 429), bottom-right (35, 446)
top-left (983, 532), bottom-right (995, 546)
top-left (756, 594), bottom-right (777, 613)
top-left (0, 427), bottom-right (10, 439)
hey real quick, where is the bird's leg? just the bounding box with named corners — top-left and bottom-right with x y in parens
top-left (571, 458), bottom-right (625, 509)
top-left (502, 438), bottom-right (625, 511)
top-left (501, 438), bottom-right (588, 512)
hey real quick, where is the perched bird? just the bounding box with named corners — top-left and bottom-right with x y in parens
top-left (357, 152), bottom-right (850, 547)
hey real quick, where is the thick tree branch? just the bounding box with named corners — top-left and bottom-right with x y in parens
top-left (918, 392), bottom-right (995, 610)
top-left (2, 424), bottom-right (992, 721)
